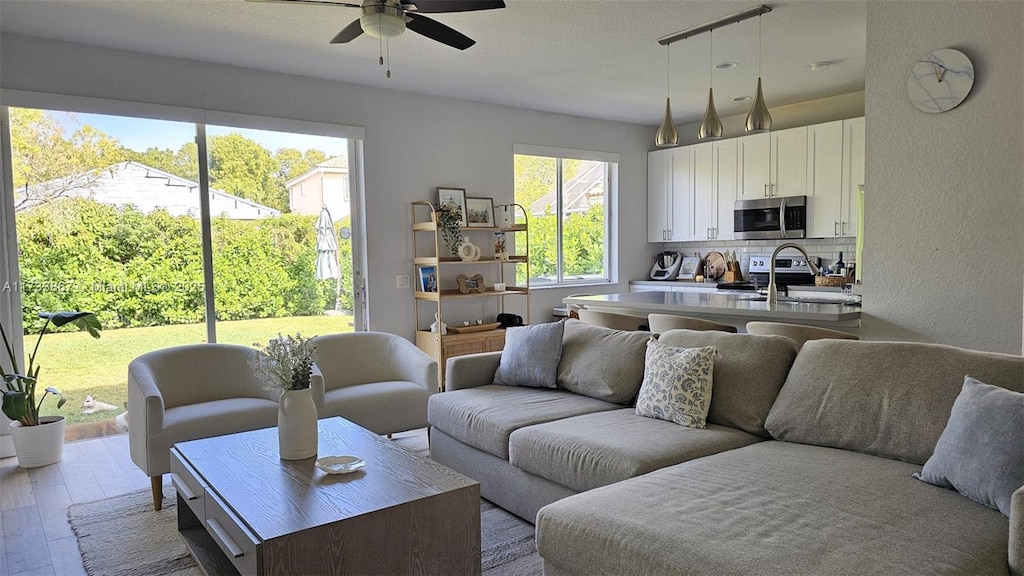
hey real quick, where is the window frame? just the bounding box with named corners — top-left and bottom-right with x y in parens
top-left (513, 145), bottom-right (617, 288)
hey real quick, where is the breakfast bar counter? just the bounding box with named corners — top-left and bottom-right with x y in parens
top-left (563, 291), bottom-right (862, 325)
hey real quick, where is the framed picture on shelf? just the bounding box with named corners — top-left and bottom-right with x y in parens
top-left (436, 187), bottom-right (468, 227)
top-left (418, 266), bottom-right (438, 293)
top-left (465, 197), bottom-right (495, 228)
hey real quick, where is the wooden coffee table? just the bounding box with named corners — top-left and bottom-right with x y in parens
top-left (170, 417), bottom-right (481, 575)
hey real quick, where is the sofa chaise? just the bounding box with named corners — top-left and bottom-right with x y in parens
top-left (427, 320), bottom-right (1024, 575)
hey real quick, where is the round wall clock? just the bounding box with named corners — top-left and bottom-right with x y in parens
top-left (906, 48), bottom-right (975, 113)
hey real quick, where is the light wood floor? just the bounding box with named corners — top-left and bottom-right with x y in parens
top-left (0, 433), bottom-right (170, 576)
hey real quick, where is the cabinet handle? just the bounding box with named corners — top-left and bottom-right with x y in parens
top-left (834, 222), bottom-right (840, 236)
top-left (764, 184), bottom-right (769, 197)
top-left (712, 227), bottom-right (718, 239)
top-left (207, 519), bottom-right (244, 559)
top-left (842, 221), bottom-right (848, 235)
top-left (170, 473), bottom-right (198, 501)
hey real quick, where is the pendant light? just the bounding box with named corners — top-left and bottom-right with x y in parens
top-left (745, 14), bottom-right (773, 133)
top-left (655, 44), bottom-right (679, 147)
top-left (698, 29), bottom-right (723, 141)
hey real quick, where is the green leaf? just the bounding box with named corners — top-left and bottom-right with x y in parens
top-left (56, 395), bottom-right (66, 410)
top-left (38, 311), bottom-right (103, 338)
top-left (45, 386), bottom-right (61, 395)
top-left (2, 391), bottom-right (29, 421)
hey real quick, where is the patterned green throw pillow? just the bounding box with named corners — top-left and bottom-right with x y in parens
top-left (635, 337), bottom-right (717, 428)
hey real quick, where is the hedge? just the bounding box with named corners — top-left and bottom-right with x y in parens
top-left (14, 198), bottom-right (349, 332)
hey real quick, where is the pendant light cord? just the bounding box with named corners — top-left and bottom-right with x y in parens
top-left (709, 30), bottom-right (713, 88)
top-left (758, 15), bottom-right (763, 77)
top-left (666, 45), bottom-right (671, 98)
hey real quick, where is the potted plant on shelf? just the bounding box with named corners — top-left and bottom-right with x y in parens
top-left (436, 204), bottom-right (464, 256)
top-left (1, 311), bottom-right (102, 468)
top-left (251, 333), bottom-right (318, 460)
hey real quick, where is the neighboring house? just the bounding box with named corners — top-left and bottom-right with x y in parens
top-left (287, 156), bottom-right (350, 222)
top-left (529, 161), bottom-right (605, 217)
top-left (16, 161), bottom-right (280, 219)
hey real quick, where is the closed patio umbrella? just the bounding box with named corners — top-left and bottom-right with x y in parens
top-left (314, 207), bottom-right (341, 311)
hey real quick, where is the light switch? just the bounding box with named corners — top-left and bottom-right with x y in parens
top-left (396, 274), bottom-right (410, 289)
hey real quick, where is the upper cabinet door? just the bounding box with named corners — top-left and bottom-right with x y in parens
top-left (737, 132), bottom-right (770, 200)
top-left (770, 126), bottom-right (808, 198)
top-left (647, 148), bottom-right (672, 242)
top-left (841, 117), bottom-right (866, 237)
top-left (713, 139), bottom-right (738, 240)
top-left (669, 145), bottom-right (694, 242)
top-left (806, 121), bottom-right (844, 238)
top-left (690, 142), bottom-right (714, 240)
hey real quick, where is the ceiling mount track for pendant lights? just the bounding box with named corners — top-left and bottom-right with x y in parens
top-left (654, 4), bottom-right (773, 142)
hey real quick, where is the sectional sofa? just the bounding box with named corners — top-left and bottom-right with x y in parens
top-left (427, 319), bottom-right (1024, 575)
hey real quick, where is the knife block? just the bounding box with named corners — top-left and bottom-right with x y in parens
top-left (724, 270), bottom-right (742, 283)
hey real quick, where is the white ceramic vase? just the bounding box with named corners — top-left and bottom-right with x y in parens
top-left (10, 416), bottom-right (65, 468)
top-left (278, 387), bottom-right (318, 460)
top-left (458, 237), bottom-right (481, 261)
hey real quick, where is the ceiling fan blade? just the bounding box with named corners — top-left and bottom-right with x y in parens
top-left (406, 12), bottom-right (475, 50)
top-left (330, 19), bottom-right (365, 43)
top-left (246, 0), bottom-right (361, 7)
top-left (403, 0), bottom-right (505, 13)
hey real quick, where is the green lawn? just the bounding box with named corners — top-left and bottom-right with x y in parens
top-left (34, 315), bottom-right (354, 426)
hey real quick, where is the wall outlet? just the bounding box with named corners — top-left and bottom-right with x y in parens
top-left (396, 274), bottom-right (410, 289)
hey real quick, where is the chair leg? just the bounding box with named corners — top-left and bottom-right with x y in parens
top-left (151, 475), bottom-right (163, 511)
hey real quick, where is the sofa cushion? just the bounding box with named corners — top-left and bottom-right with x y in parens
top-left (427, 385), bottom-right (619, 459)
top-left (493, 322), bottom-right (564, 388)
top-left (509, 408), bottom-right (761, 493)
top-left (915, 376), bottom-right (1024, 517)
top-left (537, 441), bottom-right (1011, 576)
top-left (556, 319), bottom-right (651, 404)
top-left (656, 329), bottom-right (798, 437)
top-left (765, 340), bottom-right (1024, 465)
top-left (635, 341), bottom-right (716, 428)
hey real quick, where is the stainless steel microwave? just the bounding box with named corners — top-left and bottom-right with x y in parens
top-left (734, 196), bottom-right (807, 240)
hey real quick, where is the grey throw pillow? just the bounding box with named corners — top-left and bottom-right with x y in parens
top-left (493, 322), bottom-right (564, 388)
top-left (914, 376), bottom-right (1024, 517)
top-left (557, 319), bottom-right (651, 404)
top-left (635, 337), bottom-right (717, 429)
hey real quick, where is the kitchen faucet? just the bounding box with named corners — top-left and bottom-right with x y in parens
top-left (767, 243), bottom-right (820, 305)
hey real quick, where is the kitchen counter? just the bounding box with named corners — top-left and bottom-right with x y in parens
top-left (563, 291), bottom-right (862, 324)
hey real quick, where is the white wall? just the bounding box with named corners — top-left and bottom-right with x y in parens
top-left (861, 1), bottom-right (1023, 354)
top-left (0, 34), bottom-right (652, 337)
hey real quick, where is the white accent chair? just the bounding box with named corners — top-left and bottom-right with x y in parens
top-left (577, 309), bottom-right (650, 331)
top-left (311, 332), bottom-right (437, 435)
top-left (745, 321), bottom-right (859, 348)
top-left (128, 344), bottom-right (280, 510)
top-left (648, 314), bottom-right (738, 334)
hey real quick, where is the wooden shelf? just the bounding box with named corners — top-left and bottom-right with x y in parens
top-left (414, 256), bottom-right (528, 266)
top-left (414, 287), bottom-right (528, 301)
top-left (412, 222), bottom-right (527, 233)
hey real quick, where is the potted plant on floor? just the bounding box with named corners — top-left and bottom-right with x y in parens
top-left (251, 333), bottom-right (318, 460)
top-left (2, 311), bottom-right (102, 468)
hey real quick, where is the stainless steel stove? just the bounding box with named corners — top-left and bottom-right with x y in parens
top-left (717, 254), bottom-right (820, 291)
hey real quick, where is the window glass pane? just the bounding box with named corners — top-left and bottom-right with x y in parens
top-left (9, 108), bottom-right (204, 438)
top-left (561, 160), bottom-right (606, 280)
top-left (205, 126), bottom-right (354, 346)
top-left (513, 154), bottom-right (558, 284)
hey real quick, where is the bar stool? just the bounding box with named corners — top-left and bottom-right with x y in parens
top-left (577, 309), bottom-right (650, 331)
top-left (745, 321), bottom-right (858, 348)
top-left (648, 314), bottom-right (738, 334)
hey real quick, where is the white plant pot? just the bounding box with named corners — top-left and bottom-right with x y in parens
top-left (10, 416), bottom-right (65, 468)
top-left (278, 388), bottom-right (318, 460)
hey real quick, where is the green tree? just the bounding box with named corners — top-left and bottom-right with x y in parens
top-left (208, 133), bottom-right (286, 212)
top-left (275, 147), bottom-right (329, 182)
top-left (127, 143), bottom-right (198, 181)
top-left (9, 108), bottom-right (125, 212)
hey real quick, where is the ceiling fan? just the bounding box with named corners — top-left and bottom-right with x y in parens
top-left (251, 0), bottom-right (506, 51)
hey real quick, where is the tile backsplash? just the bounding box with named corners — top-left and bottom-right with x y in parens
top-left (664, 237), bottom-right (856, 275)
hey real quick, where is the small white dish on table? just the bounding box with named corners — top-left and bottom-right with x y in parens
top-left (315, 455), bottom-right (366, 474)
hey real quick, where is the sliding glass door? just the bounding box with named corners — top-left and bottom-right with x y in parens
top-left (1, 105), bottom-right (364, 441)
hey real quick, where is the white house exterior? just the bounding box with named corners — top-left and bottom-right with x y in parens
top-left (18, 161), bottom-right (280, 219)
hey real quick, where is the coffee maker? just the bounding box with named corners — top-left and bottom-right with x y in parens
top-left (650, 252), bottom-right (683, 280)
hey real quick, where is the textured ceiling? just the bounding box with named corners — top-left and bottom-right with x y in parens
top-left (0, 0), bottom-right (867, 125)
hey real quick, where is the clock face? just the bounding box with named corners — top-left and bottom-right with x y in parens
top-left (906, 48), bottom-right (975, 113)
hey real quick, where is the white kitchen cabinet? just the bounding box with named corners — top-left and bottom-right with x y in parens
top-left (807, 120), bottom-right (844, 238)
top-left (669, 145), bottom-right (694, 242)
top-left (738, 127), bottom-right (808, 200)
top-left (841, 117), bottom-right (865, 237)
top-left (690, 142), bottom-right (714, 240)
top-left (737, 132), bottom-right (770, 200)
top-left (713, 139), bottom-right (738, 240)
top-left (647, 148), bottom-right (672, 242)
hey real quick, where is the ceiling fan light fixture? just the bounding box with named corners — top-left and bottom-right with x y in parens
top-left (361, 6), bottom-right (406, 39)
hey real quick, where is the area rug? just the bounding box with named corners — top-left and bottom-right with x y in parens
top-left (68, 432), bottom-right (541, 576)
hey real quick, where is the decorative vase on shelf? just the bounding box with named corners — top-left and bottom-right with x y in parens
top-left (496, 205), bottom-right (514, 228)
top-left (458, 236), bottom-right (481, 261)
top-left (430, 312), bottom-right (448, 335)
top-left (278, 387), bottom-right (318, 460)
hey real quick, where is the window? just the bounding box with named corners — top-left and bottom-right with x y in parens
top-left (513, 147), bottom-right (614, 285)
